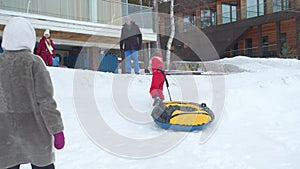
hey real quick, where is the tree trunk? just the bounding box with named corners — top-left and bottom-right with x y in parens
top-left (166, 0), bottom-right (175, 70)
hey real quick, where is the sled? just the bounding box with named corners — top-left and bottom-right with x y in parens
top-left (151, 101), bottom-right (214, 132)
top-left (151, 69), bottom-right (214, 131)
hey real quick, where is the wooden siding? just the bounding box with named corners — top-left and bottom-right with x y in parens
top-left (234, 18), bottom-right (297, 57)
top-left (169, 0), bottom-right (300, 59)
top-left (262, 22), bottom-right (277, 44)
top-left (280, 18), bottom-right (297, 54)
top-left (238, 26), bottom-right (259, 53)
top-left (262, 22), bottom-right (277, 52)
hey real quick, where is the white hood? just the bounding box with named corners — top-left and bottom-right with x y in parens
top-left (1, 17), bottom-right (36, 53)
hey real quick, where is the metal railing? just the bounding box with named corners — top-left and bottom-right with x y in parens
top-left (0, 0), bottom-right (153, 28)
top-left (224, 43), bottom-right (298, 59)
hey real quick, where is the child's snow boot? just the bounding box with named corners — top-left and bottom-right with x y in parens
top-left (153, 96), bottom-right (162, 106)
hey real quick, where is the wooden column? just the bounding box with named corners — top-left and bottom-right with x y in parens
top-left (297, 0), bottom-right (300, 8)
top-left (265, 0), bottom-right (274, 14)
top-left (88, 47), bottom-right (100, 71)
top-left (196, 8), bottom-right (201, 29)
top-left (216, 1), bottom-right (222, 25)
top-left (276, 21), bottom-right (281, 57)
top-left (240, 0), bottom-right (247, 20)
top-left (297, 17), bottom-right (300, 60)
top-left (258, 25), bottom-right (263, 56)
top-left (290, 0), bottom-right (297, 10)
top-left (177, 13), bottom-right (184, 33)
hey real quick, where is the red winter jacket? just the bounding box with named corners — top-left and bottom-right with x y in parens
top-left (150, 53), bottom-right (165, 100)
top-left (36, 36), bottom-right (55, 66)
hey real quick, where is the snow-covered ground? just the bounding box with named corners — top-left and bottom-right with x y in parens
top-left (21, 56), bottom-right (300, 169)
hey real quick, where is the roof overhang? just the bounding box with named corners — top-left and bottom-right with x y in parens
top-left (0, 9), bottom-right (157, 49)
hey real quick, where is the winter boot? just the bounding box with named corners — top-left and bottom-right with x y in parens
top-left (153, 96), bottom-right (162, 106)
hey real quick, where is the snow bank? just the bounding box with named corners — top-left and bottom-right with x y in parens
top-left (21, 56), bottom-right (300, 169)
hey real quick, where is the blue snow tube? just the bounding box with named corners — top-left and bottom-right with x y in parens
top-left (151, 101), bottom-right (214, 132)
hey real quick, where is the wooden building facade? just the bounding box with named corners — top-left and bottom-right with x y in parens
top-left (159, 0), bottom-right (300, 60)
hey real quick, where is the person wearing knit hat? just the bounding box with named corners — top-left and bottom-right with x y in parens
top-left (36, 29), bottom-right (56, 66)
top-left (0, 17), bottom-right (64, 169)
top-left (149, 51), bottom-right (165, 106)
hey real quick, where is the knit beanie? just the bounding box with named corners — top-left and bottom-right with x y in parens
top-left (44, 29), bottom-right (50, 36)
top-left (151, 51), bottom-right (163, 58)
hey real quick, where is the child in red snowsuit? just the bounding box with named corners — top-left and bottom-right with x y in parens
top-left (149, 52), bottom-right (165, 106)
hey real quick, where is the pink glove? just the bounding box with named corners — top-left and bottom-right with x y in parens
top-left (54, 132), bottom-right (65, 150)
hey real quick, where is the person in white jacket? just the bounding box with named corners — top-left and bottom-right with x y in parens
top-left (0, 17), bottom-right (65, 169)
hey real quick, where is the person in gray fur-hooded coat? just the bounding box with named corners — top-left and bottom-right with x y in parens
top-left (0, 17), bottom-right (65, 169)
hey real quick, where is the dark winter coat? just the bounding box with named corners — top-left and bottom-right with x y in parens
top-left (0, 17), bottom-right (64, 168)
top-left (36, 36), bottom-right (56, 66)
top-left (120, 22), bottom-right (142, 51)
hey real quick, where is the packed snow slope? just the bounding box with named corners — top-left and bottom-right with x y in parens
top-left (21, 56), bottom-right (300, 169)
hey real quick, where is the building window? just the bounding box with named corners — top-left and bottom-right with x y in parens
top-left (222, 2), bottom-right (237, 24)
top-left (263, 36), bottom-right (269, 55)
top-left (280, 33), bottom-right (287, 46)
top-left (246, 0), bottom-right (264, 18)
top-left (191, 13), bottom-right (197, 27)
top-left (183, 14), bottom-right (190, 32)
top-left (212, 10), bottom-right (217, 26)
top-left (273, 0), bottom-right (290, 12)
top-left (183, 12), bottom-right (197, 32)
top-left (233, 42), bottom-right (239, 56)
top-left (200, 8), bottom-right (217, 28)
top-left (245, 38), bottom-right (253, 56)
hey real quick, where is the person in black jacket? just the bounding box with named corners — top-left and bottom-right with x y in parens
top-left (120, 16), bottom-right (142, 74)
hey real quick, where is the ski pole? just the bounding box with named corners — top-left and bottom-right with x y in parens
top-left (157, 68), bottom-right (172, 101)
